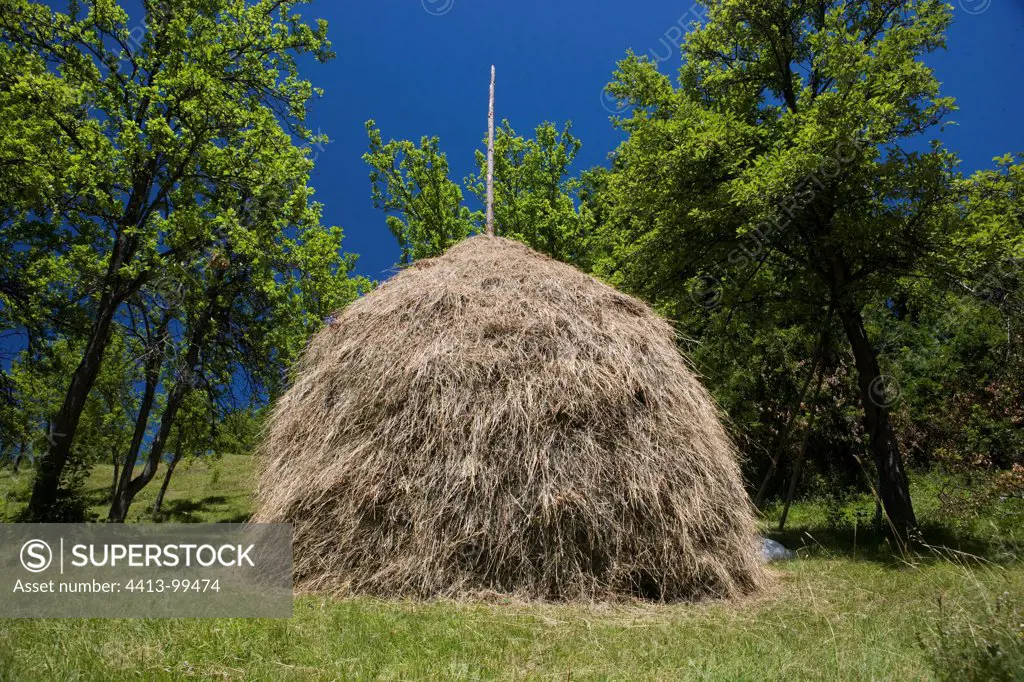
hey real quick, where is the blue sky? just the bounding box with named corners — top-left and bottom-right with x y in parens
top-left (301, 0), bottom-right (1024, 280)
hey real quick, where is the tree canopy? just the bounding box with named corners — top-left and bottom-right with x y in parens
top-left (363, 0), bottom-right (1024, 538)
top-left (1, 0), bottom-right (1021, 535)
top-left (0, 0), bottom-right (364, 520)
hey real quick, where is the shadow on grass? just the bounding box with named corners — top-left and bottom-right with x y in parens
top-left (215, 513), bottom-right (252, 524)
top-left (83, 484), bottom-right (113, 509)
top-left (766, 521), bottom-right (1017, 566)
top-left (152, 495), bottom-right (229, 522)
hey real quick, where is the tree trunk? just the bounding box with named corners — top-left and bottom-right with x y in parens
top-left (152, 444), bottom-right (182, 518)
top-left (111, 381), bottom-right (191, 522)
top-left (108, 373), bottom-right (157, 521)
top-left (25, 163), bottom-right (156, 521)
top-left (754, 329), bottom-right (826, 508)
top-left (777, 427), bottom-right (810, 532)
top-left (109, 316), bottom-right (168, 521)
top-left (12, 441), bottom-right (25, 474)
top-left (109, 285), bottom-right (217, 522)
top-left (835, 295), bottom-right (917, 538)
top-left (110, 454), bottom-right (119, 502)
top-left (779, 370), bottom-right (825, 531)
top-left (26, 295), bottom-right (121, 520)
top-left (754, 364), bottom-right (815, 508)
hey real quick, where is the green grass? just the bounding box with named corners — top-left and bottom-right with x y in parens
top-left (0, 558), bottom-right (1019, 680)
top-left (0, 455), bottom-right (254, 523)
top-left (0, 462), bottom-right (1021, 680)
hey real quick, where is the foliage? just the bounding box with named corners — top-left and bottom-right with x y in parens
top-left (585, 0), bottom-right (1021, 533)
top-left (364, 121), bottom-right (477, 263)
top-left (877, 156), bottom-right (1024, 489)
top-left (0, 0), bottom-right (1021, 535)
top-left (357, 0), bottom-right (1024, 529)
top-left (1, 335), bottom-right (140, 517)
top-left (366, 119), bottom-right (593, 268)
top-left (0, 0), bottom-right (363, 520)
top-left (212, 407), bottom-right (264, 457)
top-left (466, 121), bottom-right (593, 265)
top-left (593, 0), bottom-right (959, 356)
top-left (0, 38), bottom-right (91, 349)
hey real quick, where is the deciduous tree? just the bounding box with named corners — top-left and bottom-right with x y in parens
top-left (0, 0), bottom-right (341, 520)
top-left (594, 0), bottom-right (965, 536)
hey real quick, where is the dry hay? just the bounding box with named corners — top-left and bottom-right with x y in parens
top-left (255, 236), bottom-right (767, 601)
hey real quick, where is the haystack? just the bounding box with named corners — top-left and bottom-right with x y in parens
top-left (255, 236), bottom-right (767, 601)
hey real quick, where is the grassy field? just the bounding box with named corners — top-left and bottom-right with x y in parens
top-left (0, 455), bottom-right (255, 523)
top-left (0, 461), bottom-right (1021, 681)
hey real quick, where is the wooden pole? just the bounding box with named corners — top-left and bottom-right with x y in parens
top-left (486, 65), bottom-right (496, 237)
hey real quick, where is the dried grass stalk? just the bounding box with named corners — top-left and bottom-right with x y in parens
top-left (255, 237), bottom-right (767, 601)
